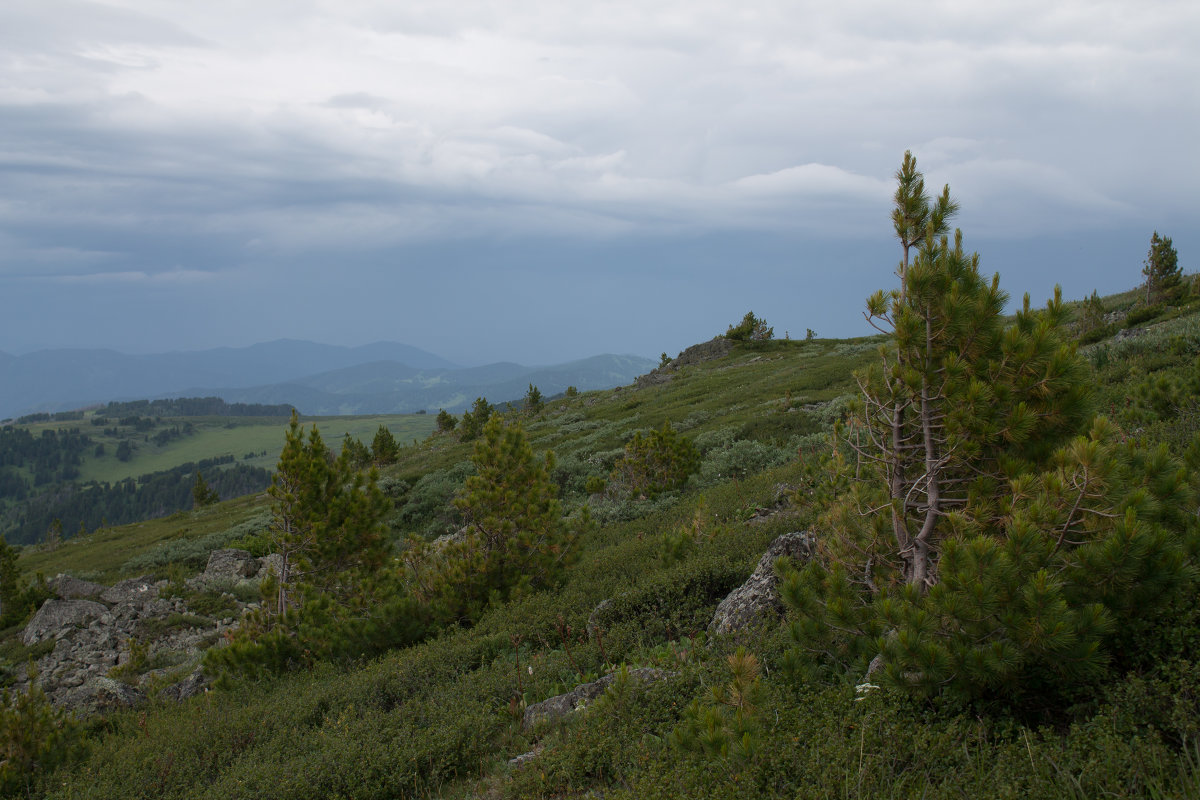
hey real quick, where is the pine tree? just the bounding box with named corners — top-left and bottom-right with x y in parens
top-left (458, 397), bottom-right (495, 442)
top-left (524, 383), bottom-right (544, 415)
top-left (340, 434), bottom-right (371, 469)
top-left (263, 412), bottom-right (388, 617)
top-left (446, 414), bottom-right (573, 611)
top-left (435, 409), bottom-right (457, 433)
top-left (191, 472), bottom-right (220, 507)
top-left (371, 424), bottom-right (400, 465)
top-left (780, 153), bottom-right (1194, 706)
top-left (1142, 231), bottom-right (1181, 304)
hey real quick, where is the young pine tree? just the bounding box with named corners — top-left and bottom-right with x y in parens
top-left (440, 415), bottom-right (574, 615)
top-left (781, 153), bottom-right (1195, 707)
top-left (371, 424), bottom-right (400, 466)
top-left (1142, 231), bottom-right (1182, 305)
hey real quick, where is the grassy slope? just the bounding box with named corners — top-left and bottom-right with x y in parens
top-left (13, 289), bottom-right (1200, 799)
top-left (25, 413), bottom-right (437, 482)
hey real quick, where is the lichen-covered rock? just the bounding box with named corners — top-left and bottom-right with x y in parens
top-left (708, 531), bottom-right (815, 637)
top-left (59, 677), bottom-right (144, 715)
top-left (49, 574), bottom-right (106, 600)
top-left (522, 668), bottom-right (674, 731)
top-left (203, 548), bottom-right (260, 581)
top-left (22, 599), bottom-right (107, 646)
top-left (160, 668), bottom-right (209, 702)
top-left (255, 553), bottom-right (284, 581)
top-left (100, 576), bottom-right (158, 605)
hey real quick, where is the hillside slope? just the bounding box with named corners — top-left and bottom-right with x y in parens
top-left (5, 289), bottom-right (1200, 800)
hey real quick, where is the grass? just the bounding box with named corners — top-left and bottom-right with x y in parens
top-left (65, 413), bottom-right (436, 483)
top-left (17, 494), bottom-right (264, 583)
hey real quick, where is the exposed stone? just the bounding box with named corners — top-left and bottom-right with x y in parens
top-left (17, 565), bottom-right (277, 712)
top-left (49, 574), bottom-right (106, 600)
top-left (59, 677), bottom-right (144, 715)
top-left (635, 337), bottom-right (733, 389)
top-left (22, 599), bottom-right (107, 646)
top-left (256, 553), bottom-right (285, 581)
top-left (671, 337), bottom-right (732, 368)
top-left (203, 549), bottom-right (260, 581)
top-left (586, 598), bottom-right (614, 635)
top-left (522, 668), bottom-right (674, 731)
top-left (708, 531), bottom-right (816, 637)
top-left (100, 576), bottom-right (158, 605)
top-left (160, 668), bottom-right (209, 702)
top-left (508, 743), bottom-right (545, 770)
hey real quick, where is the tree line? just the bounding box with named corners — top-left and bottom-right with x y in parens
top-left (1, 456), bottom-right (271, 546)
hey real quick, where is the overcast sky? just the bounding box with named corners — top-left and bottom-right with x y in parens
top-left (1, 1), bottom-right (1196, 365)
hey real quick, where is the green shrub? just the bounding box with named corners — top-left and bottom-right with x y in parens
top-left (610, 422), bottom-right (700, 499)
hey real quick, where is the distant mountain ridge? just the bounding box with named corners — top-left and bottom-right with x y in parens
top-left (0, 341), bottom-right (654, 418)
top-left (186, 354), bottom-right (656, 415)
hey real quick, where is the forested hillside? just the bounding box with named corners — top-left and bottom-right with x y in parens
top-left (2, 156), bottom-right (1197, 799)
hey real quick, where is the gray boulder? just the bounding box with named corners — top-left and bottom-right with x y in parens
top-left (59, 677), bottom-right (144, 715)
top-left (22, 599), bottom-right (107, 646)
top-left (255, 553), bottom-right (284, 581)
top-left (49, 574), bottom-right (106, 600)
top-left (708, 531), bottom-right (815, 637)
top-left (522, 668), bottom-right (673, 731)
top-left (100, 576), bottom-right (158, 605)
top-left (203, 548), bottom-right (260, 581)
top-left (160, 668), bottom-right (209, 702)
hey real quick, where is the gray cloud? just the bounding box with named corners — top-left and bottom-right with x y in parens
top-left (0, 1), bottom-right (1195, 361)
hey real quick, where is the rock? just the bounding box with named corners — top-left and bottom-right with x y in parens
top-left (708, 531), bottom-right (815, 637)
top-left (522, 668), bottom-right (674, 731)
top-left (22, 599), bottom-right (108, 646)
top-left (635, 337), bottom-right (733, 389)
top-left (100, 576), bottom-right (158, 605)
top-left (203, 549), bottom-right (260, 581)
top-left (508, 743), bottom-right (545, 770)
top-left (256, 553), bottom-right (284, 581)
top-left (49, 574), bottom-right (106, 600)
top-left (586, 598), bottom-right (614, 635)
top-left (59, 677), bottom-right (144, 715)
top-left (160, 668), bottom-right (209, 702)
top-left (671, 337), bottom-right (732, 368)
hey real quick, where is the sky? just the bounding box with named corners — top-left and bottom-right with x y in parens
top-left (1, 1), bottom-right (1197, 366)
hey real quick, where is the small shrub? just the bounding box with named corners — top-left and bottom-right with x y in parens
top-left (610, 422), bottom-right (700, 499)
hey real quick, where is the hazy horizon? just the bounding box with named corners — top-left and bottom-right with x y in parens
top-left (2, 2), bottom-right (1195, 366)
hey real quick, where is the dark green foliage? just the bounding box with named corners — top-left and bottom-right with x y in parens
top-left (191, 471), bottom-right (220, 507)
top-left (0, 538), bottom-right (50, 628)
top-left (1143, 230), bottom-right (1182, 304)
top-left (370, 424), bottom-right (400, 465)
top-left (436, 415), bottom-right (574, 616)
top-left (3, 457), bottom-right (271, 545)
top-left (458, 397), bottom-right (495, 442)
top-left (0, 676), bottom-right (81, 796)
top-left (671, 648), bottom-right (764, 762)
top-left (339, 434), bottom-right (371, 470)
top-left (784, 154), bottom-right (1192, 710)
top-left (115, 440), bottom-right (133, 462)
top-left (610, 422), bottom-right (700, 499)
top-left (208, 413), bottom-right (393, 676)
top-left (524, 383), bottom-right (545, 415)
top-left (725, 311), bottom-right (773, 343)
top-left (435, 408), bottom-right (457, 433)
top-left (102, 397), bottom-right (294, 418)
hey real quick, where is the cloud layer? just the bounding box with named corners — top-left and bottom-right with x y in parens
top-left (1, 1), bottom-right (1196, 362)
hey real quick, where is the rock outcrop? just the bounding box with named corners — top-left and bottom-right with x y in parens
top-left (522, 668), bottom-right (674, 731)
top-left (635, 337), bottom-right (734, 388)
top-left (708, 531), bottom-right (815, 637)
top-left (15, 551), bottom-right (279, 712)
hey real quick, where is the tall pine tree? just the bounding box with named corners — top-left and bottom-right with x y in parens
top-left (782, 153), bottom-right (1195, 706)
